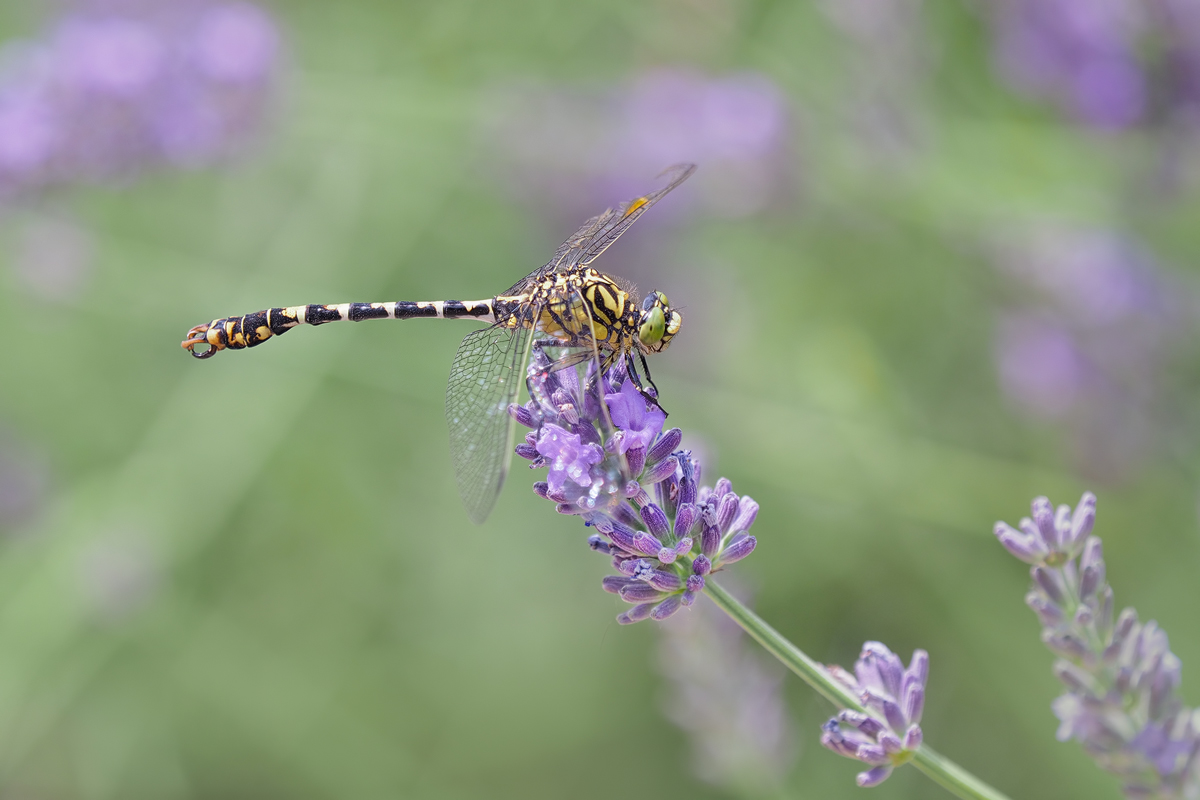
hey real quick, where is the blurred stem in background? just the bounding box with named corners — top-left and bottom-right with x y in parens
top-left (705, 580), bottom-right (1013, 800)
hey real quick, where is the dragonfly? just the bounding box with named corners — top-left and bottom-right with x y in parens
top-left (182, 163), bottom-right (696, 523)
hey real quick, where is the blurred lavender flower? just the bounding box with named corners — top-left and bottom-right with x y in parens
top-left (987, 0), bottom-right (1146, 130)
top-left (990, 227), bottom-right (1184, 480)
top-left (659, 590), bottom-right (796, 793)
top-left (995, 493), bottom-right (1200, 797)
top-left (982, 0), bottom-right (1200, 131)
top-left (0, 0), bottom-right (280, 201)
top-left (485, 68), bottom-right (793, 222)
top-left (510, 349), bottom-right (758, 623)
top-left (821, 642), bottom-right (928, 788)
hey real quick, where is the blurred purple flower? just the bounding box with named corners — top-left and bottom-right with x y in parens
top-left (987, 0), bottom-right (1147, 129)
top-left (990, 227), bottom-right (1185, 480)
top-left (659, 590), bottom-right (795, 792)
top-left (984, 0), bottom-right (1200, 131)
top-left (995, 316), bottom-right (1090, 420)
top-left (0, 0), bottom-right (281, 200)
top-left (485, 68), bottom-right (793, 221)
top-left (995, 493), bottom-right (1200, 797)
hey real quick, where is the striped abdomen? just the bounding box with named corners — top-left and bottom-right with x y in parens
top-left (182, 299), bottom-right (497, 358)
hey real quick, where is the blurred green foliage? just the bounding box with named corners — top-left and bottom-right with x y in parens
top-left (1, 1), bottom-right (1199, 798)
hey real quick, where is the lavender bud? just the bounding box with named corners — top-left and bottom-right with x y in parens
top-left (906, 650), bottom-right (929, 688)
top-left (625, 446), bottom-right (646, 478)
top-left (1027, 592), bottom-right (1064, 627)
top-left (1032, 496), bottom-right (1059, 550)
top-left (1068, 492), bottom-right (1096, 547)
top-left (617, 602), bottom-right (655, 625)
top-left (713, 477), bottom-right (733, 498)
top-left (1033, 566), bottom-right (1066, 604)
top-left (646, 427), bottom-right (681, 465)
top-left (691, 554), bottom-right (711, 576)
top-left (533, 481), bottom-right (550, 499)
top-left (603, 520), bottom-right (638, 552)
top-left (903, 685), bottom-right (925, 727)
top-left (601, 576), bottom-right (636, 594)
top-left (1054, 661), bottom-right (1098, 694)
top-left (1111, 608), bottom-right (1139, 649)
top-left (994, 522), bottom-right (1046, 564)
top-left (631, 532), bottom-right (664, 557)
top-left (700, 524), bottom-right (721, 557)
top-left (615, 558), bottom-right (641, 577)
top-left (1078, 566), bottom-right (1101, 604)
top-left (644, 570), bottom-right (683, 593)
top-left (1074, 605), bottom-right (1093, 627)
top-left (730, 496), bottom-right (759, 534)
top-left (508, 403), bottom-right (537, 428)
top-left (673, 503), bottom-right (698, 538)
top-left (903, 725), bottom-right (922, 750)
top-left (686, 575), bottom-right (705, 593)
top-left (650, 595), bottom-right (683, 620)
top-left (877, 731), bottom-right (903, 755)
top-left (678, 462), bottom-right (698, 506)
top-left (640, 503), bottom-right (670, 538)
top-left (857, 766), bottom-right (893, 788)
top-left (515, 443), bottom-right (538, 460)
top-left (588, 535), bottom-right (613, 554)
top-left (613, 502), bottom-right (642, 529)
top-left (657, 547), bottom-right (678, 565)
top-left (715, 492), bottom-right (739, 533)
top-left (838, 710), bottom-right (885, 738)
top-left (619, 584), bottom-right (667, 603)
top-left (671, 538), bottom-right (693, 559)
top-left (855, 744), bottom-right (890, 766)
top-left (821, 721), bottom-right (861, 759)
top-left (717, 535), bottom-right (757, 565)
top-left (1042, 631), bottom-right (1089, 661)
top-left (642, 456), bottom-right (679, 486)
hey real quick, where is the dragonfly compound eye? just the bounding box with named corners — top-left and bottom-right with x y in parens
top-left (638, 290), bottom-right (680, 352)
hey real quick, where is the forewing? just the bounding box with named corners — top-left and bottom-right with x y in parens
top-left (445, 322), bottom-right (534, 524)
top-left (546, 163), bottom-right (696, 273)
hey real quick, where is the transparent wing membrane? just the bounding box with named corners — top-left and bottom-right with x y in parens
top-left (445, 322), bottom-right (534, 524)
top-left (503, 163), bottom-right (697, 296)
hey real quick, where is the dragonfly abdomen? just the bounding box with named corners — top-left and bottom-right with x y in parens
top-left (182, 299), bottom-right (497, 358)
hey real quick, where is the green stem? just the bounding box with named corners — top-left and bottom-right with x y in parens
top-left (704, 579), bottom-right (1012, 800)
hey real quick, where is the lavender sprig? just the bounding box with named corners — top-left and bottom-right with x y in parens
top-left (0, 0), bottom-right (280, 201)
top-left (995, 493), bottom-right (1200, 798)
top-left (822, 642), bottom-right (929, 787)
top-left (509, 349), bottom-right (1009, 800)
top-left (510, 349), bottom-right (757, 624)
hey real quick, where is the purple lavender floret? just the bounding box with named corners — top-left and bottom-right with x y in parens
top-left (510, 350), bottom-right (758, 624)
top-left (821, 642), bottom-right (928, 787)
top-left (0, 0), bottom-right (281, 201)
top-left (996, 493), bottom-right (1200, 797)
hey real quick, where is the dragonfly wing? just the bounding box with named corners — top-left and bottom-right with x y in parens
top-left (550, 163), bottom-right (696, 272)
top-left (445, 322), bottom-right (535, 524)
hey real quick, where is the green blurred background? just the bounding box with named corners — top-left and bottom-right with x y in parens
top-left (0, 0), bottom-right (1198, 798)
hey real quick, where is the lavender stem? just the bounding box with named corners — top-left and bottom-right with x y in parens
top-left (704, 579), bottom-right (1012, 800)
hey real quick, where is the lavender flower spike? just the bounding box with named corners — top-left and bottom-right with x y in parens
top-left (995, 493), bottom-right (1200, 798)
top-left (821, 642), bottom-right (929, 787)
top-left (513, 352), bottom-right (759, 624)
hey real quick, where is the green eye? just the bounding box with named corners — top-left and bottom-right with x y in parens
top-left (639, 306), bottom-right (666, 345)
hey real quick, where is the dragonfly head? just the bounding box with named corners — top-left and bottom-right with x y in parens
top-left (636, 291), bottom-right (682, 354)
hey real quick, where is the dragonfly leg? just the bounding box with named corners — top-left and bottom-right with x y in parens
top-left (626, 351), bottom-right (667, 416)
